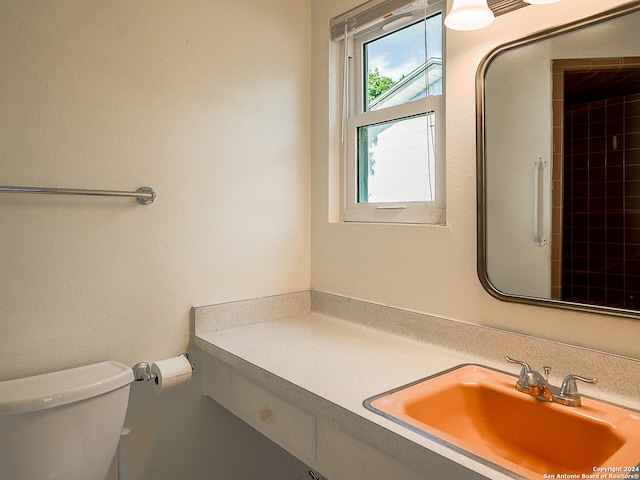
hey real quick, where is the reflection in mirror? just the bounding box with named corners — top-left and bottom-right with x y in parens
top-left (478, 3), bottom-right (640, 318)
top-left (553, 59), bottom-right (640, 309)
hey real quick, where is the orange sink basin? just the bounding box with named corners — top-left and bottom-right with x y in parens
top-left (364, 365), bottom-right (640, 479)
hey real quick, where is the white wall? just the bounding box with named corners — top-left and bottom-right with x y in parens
top-left (311, 0), bottom-right (640, 359)
top-left (0, 1), bottom-right (310, 479)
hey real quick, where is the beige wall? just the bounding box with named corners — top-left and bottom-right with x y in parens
top-left (310, 0), bottom-right (640, 360)
top-left (0, 1), bottom-right (310, 479)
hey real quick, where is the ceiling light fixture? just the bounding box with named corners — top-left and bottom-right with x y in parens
top-left (444, 0), bottom-right (494, 31)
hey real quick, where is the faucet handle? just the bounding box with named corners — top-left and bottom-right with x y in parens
top-left (560, 374), bottom-right (598, 397)
top-left (504, 355), bottom-right (531, 372)
top-left (505, 356), bottom-right (532, 387)
top-left (505, 356), bottom-right (531, 372)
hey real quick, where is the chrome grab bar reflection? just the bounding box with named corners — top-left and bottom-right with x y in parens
top-left (0, 185), bottom-right (156, 205)
top-left (533, 157), bottom-right (547, 246)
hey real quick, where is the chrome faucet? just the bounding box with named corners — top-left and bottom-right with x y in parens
top-left (505, 356), bottom-right (597, 407)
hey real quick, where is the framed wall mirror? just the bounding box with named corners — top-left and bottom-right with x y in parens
top-left (477, 2), bottom-right (640, 319)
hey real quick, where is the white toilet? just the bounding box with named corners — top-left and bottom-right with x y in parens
top-left (0, 360), bottom-right (134, 480)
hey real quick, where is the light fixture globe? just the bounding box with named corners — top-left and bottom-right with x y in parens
top-left (444, 0), bottom-right (494, 31)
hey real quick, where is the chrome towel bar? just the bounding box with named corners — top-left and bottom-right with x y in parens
top-left (0, 185), bottom-right (156, 205)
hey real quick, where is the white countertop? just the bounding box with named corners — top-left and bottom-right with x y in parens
top-left (193, 291), bottom-right (640, 480)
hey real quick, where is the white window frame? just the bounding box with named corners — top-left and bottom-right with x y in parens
top-left (340, 4), bottom-right (445, 225)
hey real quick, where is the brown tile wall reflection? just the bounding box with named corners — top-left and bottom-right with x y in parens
top-left (562, 93), bottom-right (640, 308)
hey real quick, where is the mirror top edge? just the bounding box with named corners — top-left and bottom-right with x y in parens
top-left (477, 1), bottom-right (640, 81)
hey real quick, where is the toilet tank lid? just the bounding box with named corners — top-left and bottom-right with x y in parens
top-left (0, 361), bottom-right (134, 416)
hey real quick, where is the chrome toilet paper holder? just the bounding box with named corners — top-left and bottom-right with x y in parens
top-left (132, 353), bottom-right (195, 382)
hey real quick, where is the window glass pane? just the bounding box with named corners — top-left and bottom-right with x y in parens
top-left (357, 113), bottom-right (436, 203)
top-left (364, 13), bottom-right (442, 112)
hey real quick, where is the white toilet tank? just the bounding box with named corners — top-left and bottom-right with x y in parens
top-left (0, 361), bottom-right (134, 480)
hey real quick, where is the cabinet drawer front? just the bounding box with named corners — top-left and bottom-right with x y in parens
top-left (231, 373), bottom-right (316, 462)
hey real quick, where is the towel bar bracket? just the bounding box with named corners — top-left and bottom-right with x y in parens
top-left (135, 187), bottom-right (156, 205)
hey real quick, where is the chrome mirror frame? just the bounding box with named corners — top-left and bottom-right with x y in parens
top-left (476, 1), bottom-right (640, 320)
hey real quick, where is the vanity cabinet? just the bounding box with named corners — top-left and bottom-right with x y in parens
top-left (200, 354), bottom-right (442, 480)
